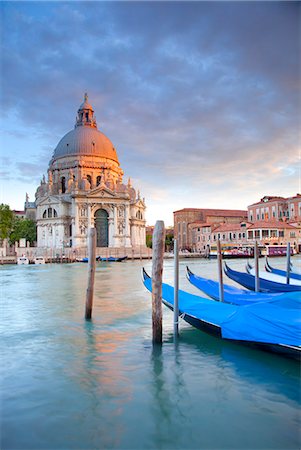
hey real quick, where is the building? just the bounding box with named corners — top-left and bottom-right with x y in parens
top-left (174, 208), bottom-right (247, 250)
top-left (35, 94), bottom-right (146, 251)
top-left (248, 194), bottom-right (301, 223)
top-left (190, 222), bottom-right (250, 254)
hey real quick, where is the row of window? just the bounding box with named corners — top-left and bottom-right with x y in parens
top-left (42, 208), bottom-right (58, 218)
top-left (249, 208), bottom-right (300, 221)
top-left (61, 175), bottom-right (103, 193)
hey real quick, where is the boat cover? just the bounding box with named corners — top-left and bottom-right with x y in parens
top-left (187, 268), bottom-right (300, 308)
top-left (265, 260), bottom-right (301, 281)
top-left (143, 272), bottom-right (301, 347)
top-left (246, 264), bottom-right (301, 286)
top-left (224, 263), bottom-right (301, 293)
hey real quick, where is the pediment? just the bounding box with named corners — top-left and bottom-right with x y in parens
top-left (135, 199), bottom-right (146, 209)
top-left (88, 185), bottom-right (116, 198)
top-left (37, 195), bottom-right (61, 206)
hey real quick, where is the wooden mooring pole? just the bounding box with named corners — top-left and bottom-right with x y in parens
top-left (217, 240), bottom-right (224, 302)
top-left (152, 220), bottom-right (165, 344)
top-left (286, 242), bottom-right (291, 284)
top-left (254, 240), bottom-right (260, 292)
top-left (85, 228), bottom-right (96, 320)
top-left (173, 238), bottom-right (179, 338)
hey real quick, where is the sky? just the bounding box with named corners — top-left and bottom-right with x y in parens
top-left (1, 1), bottom-right (300, 226)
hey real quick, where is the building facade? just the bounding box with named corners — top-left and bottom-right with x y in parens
top-left (248, 194), bottom-right (301, 223)
top-left (35, 94), bottom-right (146, 250)
top-left (174, 208), bottom-right (248, 250)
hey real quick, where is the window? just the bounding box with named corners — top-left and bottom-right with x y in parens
top-left (279, 231), bottom-right (284, 237)
top-left (87, 175), bottom-right (92, 188)
top-left (61, 177), bottom-right (66, 193)
top-left (96, 176), bottom-right (101, 186)
top-left (43, 208), bottom-right (58, 219)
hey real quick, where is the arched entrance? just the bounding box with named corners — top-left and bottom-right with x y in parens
top-left (94, 209), bottom-right (109, 247)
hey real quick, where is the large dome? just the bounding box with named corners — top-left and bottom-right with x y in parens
top-left (52, 126), bottom-right (119, 162)
top-left (51, 93), bottom-right (119, 163)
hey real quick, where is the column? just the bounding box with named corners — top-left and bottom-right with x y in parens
top-left (124, 204), bottom-right (131, 247)
top-left (87, 203), bottom-right (91, 230)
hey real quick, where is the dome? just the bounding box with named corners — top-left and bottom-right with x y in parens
top-left (51, 93), bottom-right (119, 163)
top-left (52, 126), bottom-right (119, 162)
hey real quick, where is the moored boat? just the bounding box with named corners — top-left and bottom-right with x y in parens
top-left (246, 262), bottom-right (301, 286)
top-left (34, 256), bottom-right (46, 265)
top-left (17, 256), bottom-right (29, 265)
top-left (225, 263), bottom-right (301, 292)
top-left (97, 256), bottom-right (127, 262)
top-left (186, 266), bottom-right (300, 307)
top-left (265, 259), bottom-right (301, 281)
top-left (142, 269), bottom-right (301, 360)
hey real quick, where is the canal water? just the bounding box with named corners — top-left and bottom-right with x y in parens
top-left (1, 258), bottom-right (300, 450)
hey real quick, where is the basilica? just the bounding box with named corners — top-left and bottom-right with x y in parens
top-left (35, 94), bottom-right (146, 250)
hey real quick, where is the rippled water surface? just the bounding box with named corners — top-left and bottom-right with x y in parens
top-left (1, 258), bottom-right (300, 450)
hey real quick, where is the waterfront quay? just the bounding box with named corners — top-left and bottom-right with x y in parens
top-left (1, 257), bottom-right (300, 450)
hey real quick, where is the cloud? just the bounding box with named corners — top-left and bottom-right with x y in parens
top-left (1, 1), bottom-right (300, 223)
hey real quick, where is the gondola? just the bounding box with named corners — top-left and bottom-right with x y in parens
top-left (186, 267), bottom-right (300, 307)
top-left (97, 256), bottom-right (127, 262)
top-left (265, 259), bottom-right (301, 281)
top-left (290, 262), bottom-right (301, 275)
top-left (224, 262), bottom-right (301, 293)
top-left (246, 262), bottom-right (301, 286)
top-left (142, 269), bottom-right (301, 360)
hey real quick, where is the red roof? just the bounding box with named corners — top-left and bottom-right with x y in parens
top-left (248, 220), bottom-right (295, 229)
top-left (174, 208), bottom-right (247, 216)
top-left (213, 223), bottom-right (251, 232)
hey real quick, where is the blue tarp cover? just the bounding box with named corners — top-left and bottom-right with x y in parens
top-left (224, 263), bottom-right (301, 293)
top-left (187, 270), bottom-right (301, 308)
top-left (143, 275), bottom-right (301, 347)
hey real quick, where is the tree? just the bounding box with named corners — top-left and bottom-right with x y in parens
top-left (0, 204), bottom-right (14, 240)
top-left (10, 218), bottom-right (37, 244)
top-left (165, 233), bottom-right (174, 252)
top-left (146, 234), bottom-right (152, 248)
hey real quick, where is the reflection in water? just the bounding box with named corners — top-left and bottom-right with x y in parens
top-left (1, 259), bottom-right (300, 450)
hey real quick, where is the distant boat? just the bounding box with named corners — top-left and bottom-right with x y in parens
top-left (265, 259), bottom-right (301, 281)
top-left (34, 257), bottom-right (46, 265)
top-left (17, 256), bottom-right (29, 265)
top-left (142, 269), bottom-right (301, 360)
top-left (97, 256), bottom-right (127, 262)
top-left (224, 262), bottom-right (301, 292)
top-left (186, 266), bottom-right (300, 307)
top-left (209, 245), bottom-right (255, 259)
top-left (263, 245), bottom-right (296, 257)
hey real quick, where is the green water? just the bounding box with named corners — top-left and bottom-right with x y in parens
top-left (1, 259), bottom-right (300, 450)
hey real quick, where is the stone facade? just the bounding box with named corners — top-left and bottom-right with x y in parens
top-left (174, 208), bottom-right (248, 250)
top-left (35, 94), bottom-right (146, 250)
